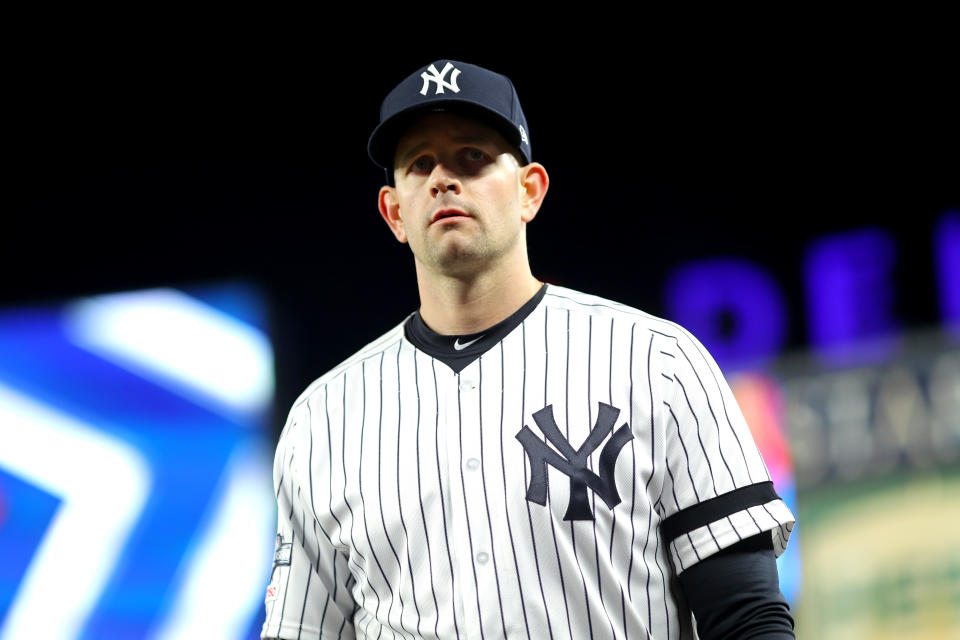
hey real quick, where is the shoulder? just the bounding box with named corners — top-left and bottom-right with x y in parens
top-left (542, 284), bottom-right (703, 347)
top-left (286, 314), bottom-right (411, 416)
top-left (541, 284), bottom-right (725, 379)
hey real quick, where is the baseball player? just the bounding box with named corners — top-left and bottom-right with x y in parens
top-left (262, 60), bottom-right (796, 639)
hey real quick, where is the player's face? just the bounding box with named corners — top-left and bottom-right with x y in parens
top-left (378, 112), bottom-right (540, 277)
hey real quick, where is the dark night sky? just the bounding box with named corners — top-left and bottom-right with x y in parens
top-left (5, 28), bottom-right (957, 424)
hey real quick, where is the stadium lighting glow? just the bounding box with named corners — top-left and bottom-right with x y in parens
top-left (151, 444), bottom-right (275, 640)
top-left (0, 382), bottom-right (152, 640)
top-left (63, 288), bottom-right (274, 416)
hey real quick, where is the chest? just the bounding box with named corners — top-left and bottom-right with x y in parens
top-left (313, 335), bottom-right (661, 549)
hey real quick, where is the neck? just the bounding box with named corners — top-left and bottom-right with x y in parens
top-left (414, 251), bottom-right (541, 335)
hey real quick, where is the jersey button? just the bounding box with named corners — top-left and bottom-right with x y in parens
top-left (476, 552), bottom-right (489, 565)
top-left (466, 458), bottom-right (480, 470)
top-left (459, 380), bottom-right (476, 391)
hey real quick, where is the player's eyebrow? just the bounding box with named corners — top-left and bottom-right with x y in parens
top-left (395, 136), bottom-right (496, 165)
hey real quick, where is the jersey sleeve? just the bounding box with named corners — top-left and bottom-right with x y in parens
top-left (262, 396), bottom-right (357, 640)
top-left (653, 326), bottom-right (795, 574)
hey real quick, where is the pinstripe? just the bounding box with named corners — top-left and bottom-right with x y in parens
top-left (648, 329), bottom-right (678, 340)
top-left (609, 317), bottom-right (629, 640)
top-left (342, 371), bottom-right (371, 604)
top-left (671, 375), bottom-right (719, 496)
top-left (746, 506), bottom-right (764, 534)
top-left (586, 316), bottom-right (604, 637)
top-left (652, 514), bottom-right (669, 640)
top-left (296, 327), bottom-right (410, 405)
top-left (726, 515), bottom-right (743, 541)
top-left (395, 342), bottom-right (423, 638)
top-left (608, 324), bottom-right (616, 572)
top-left (589, 314), bottom-right (618, 640)
top-left (545, 305), bottom-right (574, 640)
top-left (456, 379), bottom-right (486, 640)
top-left (317, 389), bottom-right (341, 599)
top-left (300, 488), bottom-right (307, 575)
top-left (705, 522), bottom-right (721, 551)
top-left (290, 483), bottom-right (297, 520)
top-left (313, 520), bottom-right (320, 574)
top-left (277, 448), bottom-right (293, 501)
top-left (499, 340), bottom-right (533, 640)
top-left (655, 324), bottom-right (759, 484)
top-left (376, 348), bottom-right (412, 638)
top-left (317, 594), bottom-right (330, 639)
top-left (358, 359), bottom-right (385, 637)
top-left (686, 533), bottom-right (700, 561)
top-left (774, 524), bottom-right (786, 548)
top-left (412, 350), bottom-right (442, 639)
top-left (672, 540), bottom-right (686, 572)
top-left (563, 307), bottom-right (593, 640)
top-left (521, 321), bottom-right (554, 640)
top-left (628, 329), bottom-right (645, 599)
top-left (671, 327), bottom-right (760, 484)
top-left (298, 569), bottom-right (312, 639)
top-left (638, 330), bottom-right (654, 628)
top-left (674, 344), bottom-right (738, 488)
top-left (477, 357), bottom-right (509, 638)
top-left (544, 292), bottom-right (642, 317)
top-left (563, 308), bottom-right (596, 639)
top-left (432, 359), bottom-right (461, 640)
top-left (761, 503), bottom-right (780, 530)
top-left (664, 403), bottom-right (700, 502)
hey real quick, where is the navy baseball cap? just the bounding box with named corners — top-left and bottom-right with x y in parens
top-left (368, 60), bottom-right (532, 185)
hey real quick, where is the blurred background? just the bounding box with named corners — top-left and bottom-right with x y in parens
top-left (2, 22), bottom-right (958, 639)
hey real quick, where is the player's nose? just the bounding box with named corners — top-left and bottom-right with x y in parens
top-left (429, 163), bottom-right (462, 197)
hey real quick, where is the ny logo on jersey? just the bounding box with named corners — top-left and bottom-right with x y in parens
top-left (516, 403), bottom-right (634, 521)
top-left (420, 62), bottom-right (461, 95)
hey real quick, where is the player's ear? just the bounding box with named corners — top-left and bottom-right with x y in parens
top-left (378, 185), bottom-right (408, 243)
top-left (518, 162), bottom-right (549, 223)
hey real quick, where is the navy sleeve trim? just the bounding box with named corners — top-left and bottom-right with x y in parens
top-left (661, 481), bottom-right (779, 544)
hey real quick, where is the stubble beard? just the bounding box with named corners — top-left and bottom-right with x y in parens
top-left (426, 229), bottom-right (492, 277)
top-left (420, 223), bottom-right (520, 280)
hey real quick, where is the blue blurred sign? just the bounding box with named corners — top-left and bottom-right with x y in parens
top-left (0, 283), bottom-right (276, 640)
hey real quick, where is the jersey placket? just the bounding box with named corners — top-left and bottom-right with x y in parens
top-left (444, 357), bottom-right (498, 639)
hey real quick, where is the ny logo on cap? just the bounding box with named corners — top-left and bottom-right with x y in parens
top-left (420, 62), bottom-right (461, 96)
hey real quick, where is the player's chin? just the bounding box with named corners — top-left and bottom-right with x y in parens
top-left (431, 243), bottom-right (490, 273)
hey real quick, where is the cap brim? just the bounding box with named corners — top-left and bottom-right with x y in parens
top-left (367, 98), bottom-right (526, 172)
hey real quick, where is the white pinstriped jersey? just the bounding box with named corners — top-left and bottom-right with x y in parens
top-left (262, 283), bottom-right (795, 640)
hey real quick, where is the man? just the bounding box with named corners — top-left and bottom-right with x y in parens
top-left (262, 60), bottom-right (796, 639)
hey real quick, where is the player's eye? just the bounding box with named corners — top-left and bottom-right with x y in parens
top-left (465, 148), bottom-right (486, 162)
top-left (410, 156), bottom-right (434, 172)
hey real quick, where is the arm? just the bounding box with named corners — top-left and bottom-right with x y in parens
top-left (653, 325), bottom-right (795, 569)
top-left (261, 397), bottom-right (357, 640)
top-left (679, 533), bottom-right (795, 639)
top-left (651, 326), bottom-right (797, 635)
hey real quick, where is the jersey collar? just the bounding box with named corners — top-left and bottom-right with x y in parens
top-left (404, 282), bottom-right (548, 373)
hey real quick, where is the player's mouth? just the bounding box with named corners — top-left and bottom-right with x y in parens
top-left (430, 208), bottom-right (472, 225)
